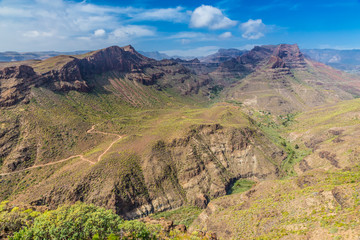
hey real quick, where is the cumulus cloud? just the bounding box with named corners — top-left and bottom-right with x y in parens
top-left (190, 5), bottom-right (237, 30)
top-left (94, 29), bottom-right (106, 37)
top-left (110, 25), bottom-right (155, 39)
top-left (240, 19), bottom-right (267, 40)
top-left (219, 32), bottom-right (232, 39)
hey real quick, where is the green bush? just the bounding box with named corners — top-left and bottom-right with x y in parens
top-left (227, 179), bottom-right (255, 195)
top-left (11, 202), bottom-right (123, 240)
top-left (119, 220), bottom-right (156, 239)
top-left (0, 201), bottom-right (40, 238)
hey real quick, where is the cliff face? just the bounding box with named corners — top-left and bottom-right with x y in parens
top-left (272, 44), bottom-right (306, 68)
top-left (217, 44), bottom-right (305, 75)
top-left (0, 45), bottom-right (208, 108)
top-left (0, 65), bottom-right (41, 107)
top-left (0, 46), bottom-right (157, 107)
top-left (11, 124), bottom-right (284, 219)
top-left (78, 45), bottom-right (150, 76)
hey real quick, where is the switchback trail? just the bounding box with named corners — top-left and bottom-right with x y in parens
top-left (0, 125), bottom-right (123, 177)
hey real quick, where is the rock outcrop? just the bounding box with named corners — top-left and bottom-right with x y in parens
top-left (0, 65), bottom-right (41, 107)
top-left (17, 124), bottom-right (285, 219)
top-left (0, 45), bottom-right (208, 107)
top-left (272, 44), bottom-right (306, 68)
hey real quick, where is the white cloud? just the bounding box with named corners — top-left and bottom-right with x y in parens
top-left (161, 46), bottom-right (219, 57)
top-left (169, 32), bottom-right (207, 39)
top-left (94, 29), bottom-right (106, 37)
top-left (219, 31), bottom-right (232, 39)
top-left (130, 6), bottom-right (189, 23)
top-left (240, 19), bottom-right (267, 40)
top-left (190, 5), bottom-right (237, 30)
top-left (23, 30), bottom-right (53, 38)
top-left (0, 6), bottom-right (31, 17)
top-left (111, 25), bottom-right (155, 39)
top-left (0, 0), bottom-right (162, 51)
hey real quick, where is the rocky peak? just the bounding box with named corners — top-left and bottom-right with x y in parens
top-left (238, 45), bottom-right (275, 66)
top-left (0, 45), bottom-right (166, 107)
top-left (0, 65), bottom-right (36, 79)
top-left (79, 45), bottom-right (150, 76)
top-left (272, 44), bottom-right (306, 68)
top-left (122, 45), bottom-right (136, 53)
top-left (0, 65), bottom-right (41, 107)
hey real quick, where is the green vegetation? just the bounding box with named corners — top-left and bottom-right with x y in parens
top-left (151, 206), bottom-right (203, 228)
top-left (1, 202), bottom-right (215, 240)
top-left (1, 202), bottom-right (156, 240)
top-left (227, 179), bottom-right (255, 195)
top-left (208, 85), bottom-right (224, 99)
top-left (194, 166), bottom-right (360, 240)
top-left (250, 110), bottom-right (311, 176)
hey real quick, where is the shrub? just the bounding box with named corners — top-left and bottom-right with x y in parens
top-left (11, 202), bottom-right (123, 240)
top-left (0, 201), bottom-right (40, 238)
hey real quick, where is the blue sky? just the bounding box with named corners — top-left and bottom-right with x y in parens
top-left (0, 0), bottom-right (360, 56)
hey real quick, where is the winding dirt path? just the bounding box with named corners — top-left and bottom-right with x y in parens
top-left (0, 125), bottom-right (123, 177)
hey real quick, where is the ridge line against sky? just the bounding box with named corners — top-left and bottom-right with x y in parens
top-left (0, 0), bottom-right (359, 56)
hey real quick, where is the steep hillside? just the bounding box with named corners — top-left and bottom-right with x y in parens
top-left (191, 166), bottom-right (360, 239)
top-left (177, 44), bottom-right (360, 114)
top-left (286, 98), bottom-right (360, 173)
top-left (221, 44), bottom-right (360, 114)
top-left (190, 98), bottom-right (360, 239)
top-left (0, 45), bottom-right (211, 108)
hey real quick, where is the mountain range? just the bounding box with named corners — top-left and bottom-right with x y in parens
top-left (1, 43), bottom-right (360, 239)
top-left (303, 49), bottom-right (360, 74)
top-left (4, 47), bottom-right (360, 75)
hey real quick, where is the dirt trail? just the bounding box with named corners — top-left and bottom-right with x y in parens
top-left (0, 125), bottom-right (123, 177)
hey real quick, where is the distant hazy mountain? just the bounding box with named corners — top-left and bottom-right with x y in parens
top-left (201, 48), bottom-right (248, 63)
top-left (138, 51), bottom-right (170, 60)
top-left (0, 50), bottom-right (89, 62)
top-left (303, 49), bottom-right (360, 74)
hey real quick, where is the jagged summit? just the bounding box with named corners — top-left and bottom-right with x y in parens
top-left (0, 45), bottom-right (157, 107)
top-left (272, 44), bottom-right (306, 68)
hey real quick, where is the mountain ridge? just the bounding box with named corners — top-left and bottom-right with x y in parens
top-left (1, 43), bottom-right (360, 233)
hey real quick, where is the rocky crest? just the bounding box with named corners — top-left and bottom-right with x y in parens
top-left (0, 65), bottom-right (41, 107)
top-left (0, 45), bottom-right (210, 107)
top-left (272, 44), bottom-right (306, 68)
top-left (0, 46), bottom-right (159, 107)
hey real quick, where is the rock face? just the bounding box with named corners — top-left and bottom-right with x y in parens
top-left (216, 44), bottom-right (305, 75)
top-left (272, 44), bottom-right (306, 68)
top-left (15, 124), bottom-right (284, 219)
top-left (0, 45), bottom-right (154, 107)
top-left (0, 65), bottom-right (41, 107)
top-left (0, 45), bottom-right (208, 107)
top-left (78, 45), bottom-right (150, 76)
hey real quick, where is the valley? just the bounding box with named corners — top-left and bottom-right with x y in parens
top-left (0, 44), bottom-right (360, 239)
